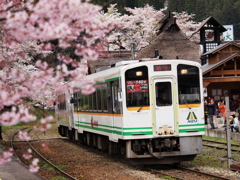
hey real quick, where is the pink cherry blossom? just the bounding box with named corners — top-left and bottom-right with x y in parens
top-left (18, 131), bottom-right (31, 141)
top-left (0, 0), bottom-right (202, 173)
top-left (39, 116), bottom-right (53, 131)
top-left (102, 4), bottom-right (201, 51)
top-left (22, 149), bottom-right (33, 160)
top-left (29, 158), bottom-right (39, 173)
top-left (0, 148), bottom-right (13, 165)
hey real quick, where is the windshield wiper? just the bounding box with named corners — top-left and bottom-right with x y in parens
top-left (137, 106), bottom-right (143, 112)
top-left (180, 95), bottom-right (191, 109)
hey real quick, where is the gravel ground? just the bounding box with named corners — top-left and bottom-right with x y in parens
top-left (32, 139), bottom-right (163, 180)
top-left (1, 124), bottom-right (165, 180)
top-left (1, 122), bottom-right (240, 180)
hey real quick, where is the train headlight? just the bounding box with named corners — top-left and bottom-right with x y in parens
top-left (180, 69), bottom-right (188, 74)
top-left (136, 71), bottom-right (142, 76)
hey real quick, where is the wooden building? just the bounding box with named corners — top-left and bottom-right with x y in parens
top-left (202, 42), bottom-right (240, 102)
top-left (196, 16), bottom-right (226, 54)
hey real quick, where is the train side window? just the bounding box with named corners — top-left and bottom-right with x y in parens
top-left (79, 93), bottom-right (84, 111)
top-left (73, 92), bottom-right (78, 112)
top-left (102, 84), bottom-right (108, 112)
top-left (93, 91), bottom-right (97, 111)
top-left (97, 86), bottom-right (102, 112)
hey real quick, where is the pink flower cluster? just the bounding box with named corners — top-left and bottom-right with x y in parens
top-left (22, 149), bottom-right (33, 160)
top-left (29, 158), bottom-right (39, 173)
top-left (0, 148), bottom-right (13, 165)
top-left (0, 0), bottom-right (116, 171)
top-left (39, 116), bottom-right (53, 131)
top-left (18, 131), bottom-right (31, 141)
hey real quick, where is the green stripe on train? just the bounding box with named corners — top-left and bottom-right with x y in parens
top-left (179, 128), bottom-right (205, 133)
top-left (75, 124), bottom-right (152, 136)
top-left (96, 77), bottom-right (120, 84)
top-left (179, 124), bottom-right (205, 127)
top-left (77, 121), bottom-right (152, 130)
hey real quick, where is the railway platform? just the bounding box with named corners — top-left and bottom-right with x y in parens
top-left (205, 119), bottom-right (240, 172)
top-left (0, 147), bottom-right (45, 180)
top-left (205, 124), bottom-right (240, 141)
top-left (205, 118), bottom-right (240, 141)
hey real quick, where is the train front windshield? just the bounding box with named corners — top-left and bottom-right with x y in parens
top-left (125, 66), bottom-right (149, 107)
top-left (177, 64), bottom-right (201, 104)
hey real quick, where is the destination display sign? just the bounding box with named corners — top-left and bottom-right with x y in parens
top-left (126, 80), bottom-right (148, 93)
top-left (154, 65), bottom-right (171, 71)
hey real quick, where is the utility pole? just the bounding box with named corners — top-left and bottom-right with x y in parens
top-left (225, 96), bottom-right (232, 168)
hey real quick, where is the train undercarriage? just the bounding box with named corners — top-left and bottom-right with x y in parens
top-left (58, 125), bottom-right (198, 164)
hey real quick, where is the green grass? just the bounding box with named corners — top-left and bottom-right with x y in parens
top-left (189, 153), bottom-right (226, 169)
top-left (162, 176), bottom-right (176, 179)
top-left (203, 135), bottom-right (240, 144)
top-left (55, 164), bottom-right (69, 170)
top-left (49, 176), bottom-right (68, 180)
top-left (185, 135), bottom-right (240, 170)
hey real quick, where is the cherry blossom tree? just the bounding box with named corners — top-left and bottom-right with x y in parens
top-left (102, 4), bottom-right (165, 51)
top-left (0, 0), bottom-right (116, 172)
top-left (102, 4), bottom-right (200, 51)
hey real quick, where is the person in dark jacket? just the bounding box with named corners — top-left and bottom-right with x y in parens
top-left (205, 99), bottom-right (216, 129)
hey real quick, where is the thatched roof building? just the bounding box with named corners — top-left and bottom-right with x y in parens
top-left (135, 11), bottom-right (201, 63)
top-left (88, 11), bottom-right (202, 73)
top-left (135, 30), bottom-right (201, 63)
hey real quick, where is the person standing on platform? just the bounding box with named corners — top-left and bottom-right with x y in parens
top-left (218, 100), bottom-right (226, 127)
top-left (213, 100), bottom-right (219, 129)
top-left (204, 99), bottom-right (208, 125)
top-left (205, 99), bottom-right (216, 129)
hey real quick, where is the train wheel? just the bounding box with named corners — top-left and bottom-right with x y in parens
top-left (108, 141), bottom-right (120, 155)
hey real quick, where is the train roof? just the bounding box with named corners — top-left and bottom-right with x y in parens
top-left (88, 59), bottom-right (201, 82)
top-left (56, 59), bottom-right (201, 93)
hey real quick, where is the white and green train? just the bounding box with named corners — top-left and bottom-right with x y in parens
top-left (55, 59), bottom-right (205, 164)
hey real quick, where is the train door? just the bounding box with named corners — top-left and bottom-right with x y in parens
top-left (153, 78), bottom-right (176, 135)
top-left (111, 81), bottom-right (120, 141)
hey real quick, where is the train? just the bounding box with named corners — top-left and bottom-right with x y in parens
top-left (55, 59), bottom-right (205, 165)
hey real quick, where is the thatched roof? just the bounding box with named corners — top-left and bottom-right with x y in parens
top-left (157, 11), bottom-right (180, 35)
top-left (135, 30), bottom-right (201, 63)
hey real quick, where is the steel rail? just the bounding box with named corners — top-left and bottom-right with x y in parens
top-left (11, 128), bottom-right (77, 180)
top-left (147, 168), bottom-right (185, 180)
top-left (203, 139), bottom-right (240, 148)
top-left (203, 143), bottom-right (240, 152)
top-left (26, 140), bottom-right (78, 180)
top-left (10, 127), bottom-right (28, 162)
top-left (147, 165), bottom-right (231, 180)
top-left (177, 166), bottom-right (230, 180)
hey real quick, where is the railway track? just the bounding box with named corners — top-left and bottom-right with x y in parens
top-left (203, 139), bottom-right (240, 152)
top-left (203, 139), bottom-right (240, 172)
top-left (6, 127), bottom-right (239, 180)
top-left (11, 128), bottom-right (77, 180)
top-left (147, 165), bottom-right (230, 180)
